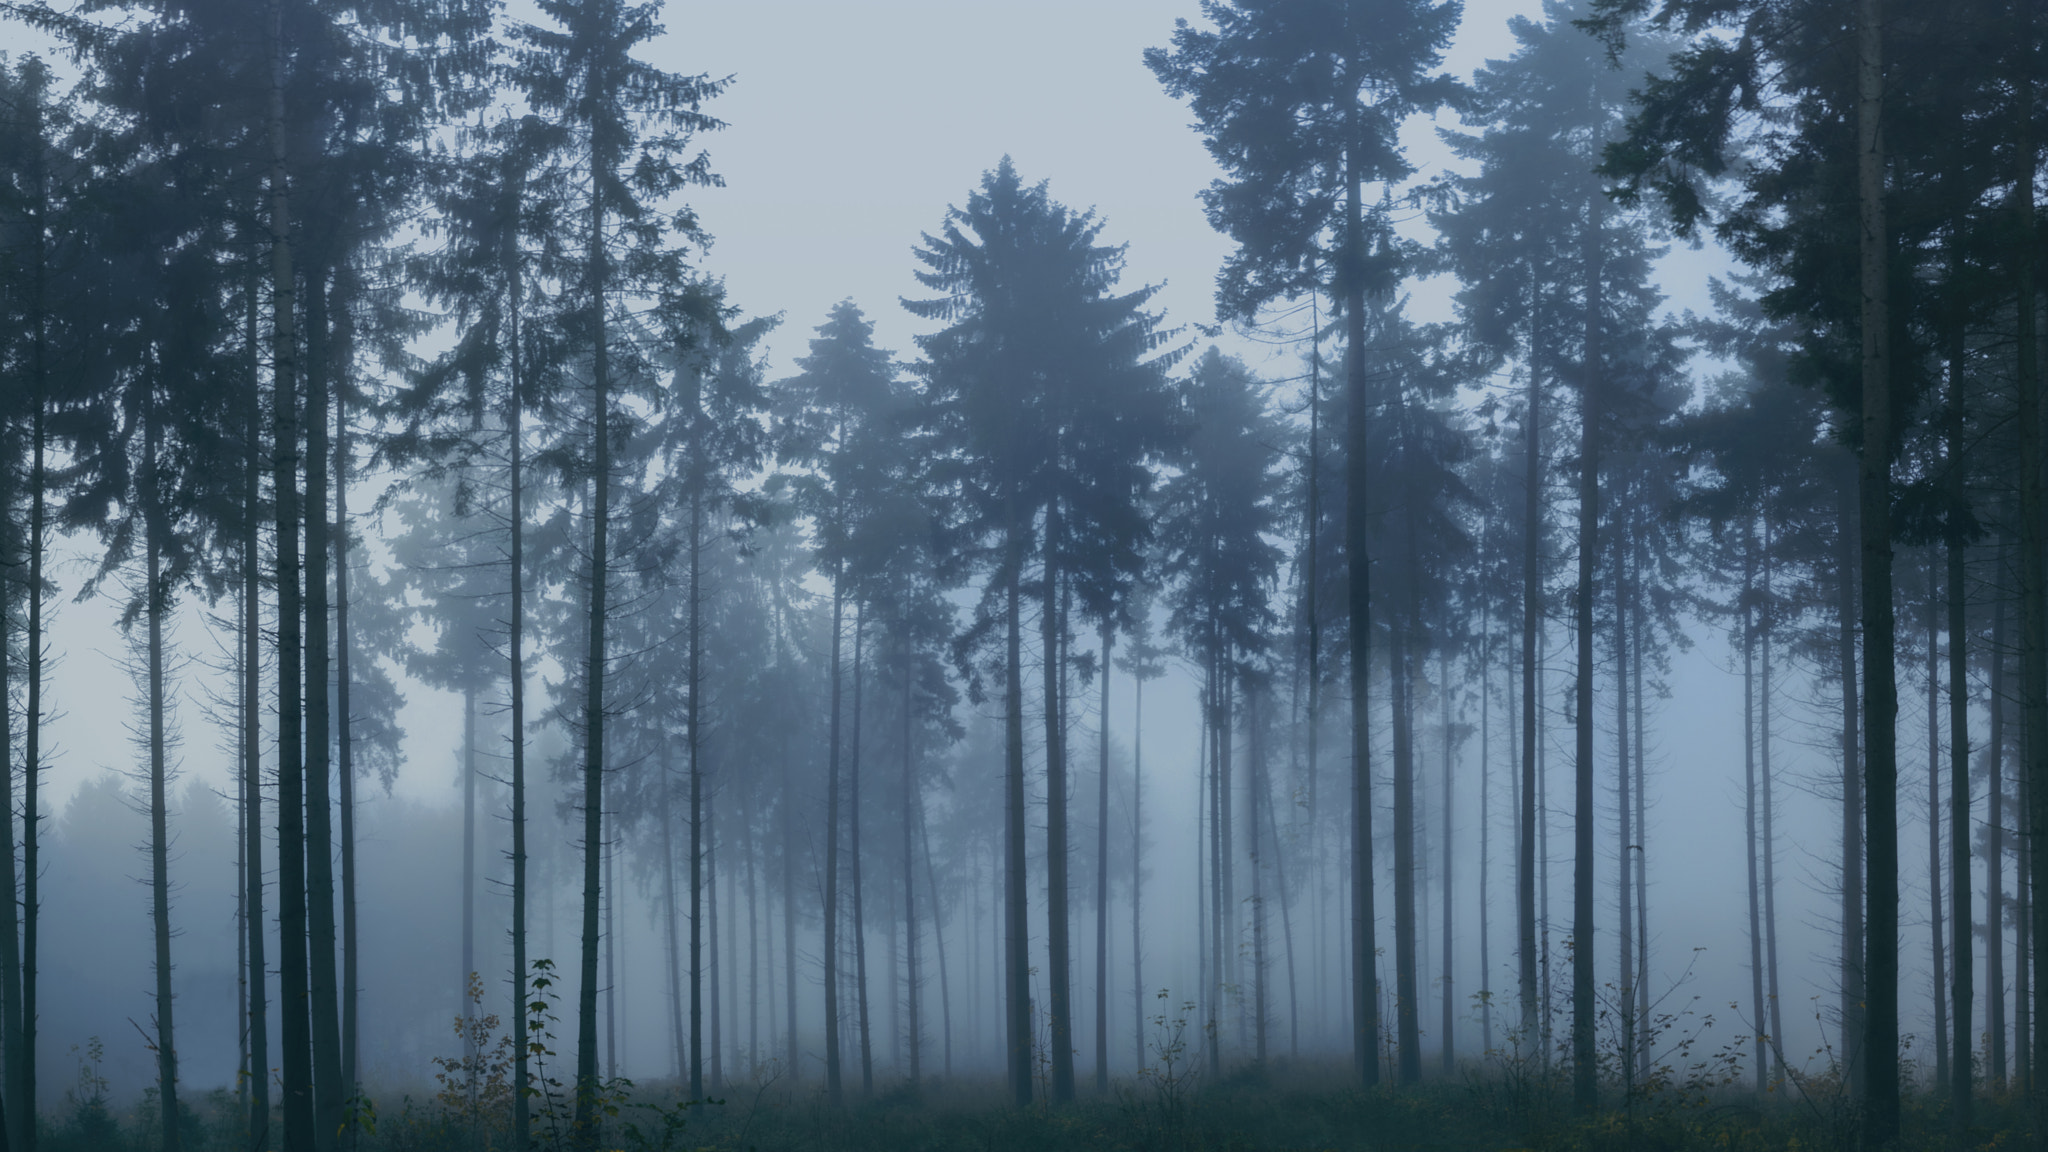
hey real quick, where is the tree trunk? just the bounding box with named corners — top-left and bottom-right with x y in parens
top-left (1131, 672), bottom-right (1145, 1073)
top-left (1990, 563), bottom-right (2009, 1089)
top-left (1343, 143), bottom-right (1381, 1089)
top-left (1614, 507), bottom-right (1633, 1082)
top-left (335, 335), bottom-right (360, 1140)
top-left (709, 795), bottom-right (722, 1093)
top-left (1250, 686), bottom-right (1269, 1066)
top-left (689, 489), bottom-right (707, 1100)
top-left (1836, 466), bottom-right (1865, 1093)
top-left (1763, 522), bottom-right (1784, 1082)
top-left (507, 275), bottom-right (531, 1150)
top-left (1946, 355), bottom-right (1972, 1125)
top-left (241, 252), bottom-right (270, 1151)
top-left (1927, 570), bottom-right (1949, 1093)
top-left (144, 399), bottom-right (182, 1152)
top-left (824, 575), bottom-right (845, 1105)
top-left (1633, 531), bottom-right (1650, 1083)
top-left (1479, 541), bottom-right (1494, 1057)
top-left (1440, 644), bottom-right (1455, 1074)
top-left (903, 658), bottom-right (922, 1083)
top-left (1392, 618), bottom-right (1421, 1084)
top-left (463, 688), bottom-right (478, 1079)
top-left (1095, 622), bottom-right (1112, 1091)
top-left (851, 607), bottom-right (874, 1096)
top-left (918, 791), bottom-right (952, 1077)
top-left (1571, 189), bottom-right (1602, 1117)
top-left (1042, 526), bottom-right (1075, 1102)
top-left (267, 2), bottom-right (312, 1138)
top-left (573, 151), bottom-right (612, 1147)
top-left (1745, 541), bottom-right (1765, 1093)
top-left (1519, 349), bottom-right (1542, 1055)
top-left (1003, 509), bottom-right (1033, 1107)
top-left (304, 275), bottom-right (343, 1152)
top-left (662, 755), bottom-right (683, 1080)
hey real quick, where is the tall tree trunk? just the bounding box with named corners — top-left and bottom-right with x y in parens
top-left (1614, 505), bottom-right (1633, 1081)
top-left (334, 333), bottom-right (360, 1140)
top-left (507, 277), bottom-right (531, 1150)
top-left (1633, 531), bottom-right (1650, 1083)
top-left (241, 253), bottom-right (270, 1152)
top-left (709, 795), bottom-right (722, 1093)
top-left (851, 608), bottom-right (874, 1096)
top-left (1856, 0), bottom-right (1902, 1138)
top-left (1094, 622), bottom-right (1112, 1091)
top-left (463, 688), bottom-right (478, 1082)
top-left (1003, 508), bottom-right (1033, 1107)
top-left (1131, 671), bottom-right (1145, 1073)
top-left (573, 153), bottom-right (612, 1150)
top-left (1479, 543), bottom-right (1494, 1057)
top-left (1946, 352), bottom-right (1973, 1126)
top-left (1928, 570), bottom-right (1949, 1093)
top-left (1571, 191), bottom-right (1602, 1116)
top-left (689, 488), bottom-right (706, 1100)
top-left (1343, 144), bottom-right (1381, 1089)
top-left (918, 791), bottom-right (952, 1076)
top-left (1836, 467), bottom-right (1866, 1093)
top-left (1990, 559), bottom-right (2009, 1090)
top-left (1042, 523), bottom-right (1075, 1102)
top-left (1519, 353), bottom-right (1542, 1055)
top-left (1392, 617), bottom-right (1421, 1084)
top-left (824, 572), bottom-right (845, 1106)
top-left (144, 399), bottom-right (182, 1152)
top-left (267, 3), bottom-right (312, 1139)
top-left (904, 655), bottom-right (922, 1083)
top-left (1250, 686), bottom-right (1269, 1066)
top-left (1745, 537), bottom-right (1765, 1093)
top-left (662, 756), bottom-right (683, 1080)
top-left (1440, 644), bottom-right (1455, 1074)
top-left (304, 275), bottom-right (343, 1152)
top-left (1763, 521), bottom-right (1784, 1081)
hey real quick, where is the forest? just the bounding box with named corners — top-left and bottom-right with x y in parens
top-left (0, 0), bottom-right (2038, 1148)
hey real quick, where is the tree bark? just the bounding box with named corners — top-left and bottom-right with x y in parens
top-left (851, 608), bottom-right (874, 1096)
top-left (1343, 142), bottom-right (1381, 1089)
top-left (1042, 525), bottom-right (1075, 1101)
top-left (241, 247), bottom-right (269, 1152)
top-left (824, 575), bottom-right (845, 1105)
top-left (1003, 508), bottom-right (1033, 1107)
top-left (1946, 353), bottom-right (1972, 1125)
top-left (1571, 190), bottom-right (1602, 1116)
top-left (1519, 346), bottom-right (1542, 1056)
top-left (689, 488), bottom-right (707, 1100)
top-left (304, 274), bottom-right (343, 1152)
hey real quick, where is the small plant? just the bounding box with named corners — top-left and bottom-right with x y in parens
top-left (1119, 990), bottom-right (1201, 1148)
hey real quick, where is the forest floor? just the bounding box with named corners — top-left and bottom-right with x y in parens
top-left (38, 1061), bottom-right (2039, 1152)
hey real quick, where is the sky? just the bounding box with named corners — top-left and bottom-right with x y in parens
top-left (24, 0), bottom-right (1943, 1096)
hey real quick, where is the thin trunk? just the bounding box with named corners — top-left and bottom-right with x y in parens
top-left (604, 831), bottom-right (616, 1083)
top-left (1991, 562), bottom-right (2009, 1088)
top-left (1518, 354), bottom-right (1541, 1053)
top-left (1043, 524), bottom-right (1075, 1102)
top-left (2020, 20), bottom-right (2048, 1130)
top-left (1928, 571), bottom-right (1949, 1092)
top-left (1946, 352), bottom-right (1972, 1124)
top-left (145, 400), bottom-right (182, 1152)
top-left (824, 573), bottom-right (844, 1106)
top-left (903, 659), bottom-right (921, 1083)
top-left (851, 608), bottom-right (874, 1096)
top-left (241, 248), bottom-right (270, 1152)
top-left (463, 689), bottom-right (478, 1074)
top-left (1838, 468), bottom-right (1866, 1092)
top-left (917, 795), bottom-right (952, 1077)
top-left (662, 757), bottom-right (683, 1080)
top-left (1763, 520), bottom-right (1784, 1082)
top-left (1003, 512), bottom-right (1032, 1107)
top-left (304, 275), bottom-right (342, 1152)
top-left (689, 489), bottom-right (706, 1100)
top-left (1480, 535), bottom-right (1494, 1056)
top-left (335, 338), bottom-right (360, 1138)
top-left (507, 269), bottom-right (530, 1150)
top-left (1633, 530), bottom-right (1650, 1081)
top-left (1856, 0), bottom-right (1901, 1137)
top-left (1095, 622), bottom-right (1111, 1091)
top-left (1614, 505), bottom-right (1633, 1080)
top-left (709, 796), bottom-right (722, 1093)
top-left (1131, 672), bottom-right (1145, 1073)
top-left (1250, 686), bottom-right (1269, 1066)
top-left (1344, 140), bottom-right (1381, 1089)
top-left (1392, 619), bottom-right (1420, 1084)
top-left (1571, 189), bottom-right (1602, 1117)
top-left (1440, 644), bottom-right (1455, 1074)
top-left (1745, 541), bottom-right (1765, 1093)
top-left (267, 1), bottom-right (311, 1138)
